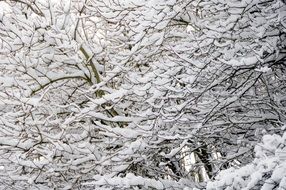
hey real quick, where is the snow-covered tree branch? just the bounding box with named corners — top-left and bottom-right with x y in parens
top-left (0, 0), bottom-right (285, 189)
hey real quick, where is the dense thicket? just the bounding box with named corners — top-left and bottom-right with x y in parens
top-left (0, 0), bottom-right (285, 189)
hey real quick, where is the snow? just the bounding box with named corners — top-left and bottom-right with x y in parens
top-left (255, 66), bottom-right (271, 73)
top-left (85, 173), bottom-right (191, 189)
top-left (0, 0), bottom-right (284, 189)
top-left (207, 130), bottom-right (286, 190)
top-left (0, 77), bottom-right (14, 87)
top-left (223, 56), bottom-right (259, 67)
